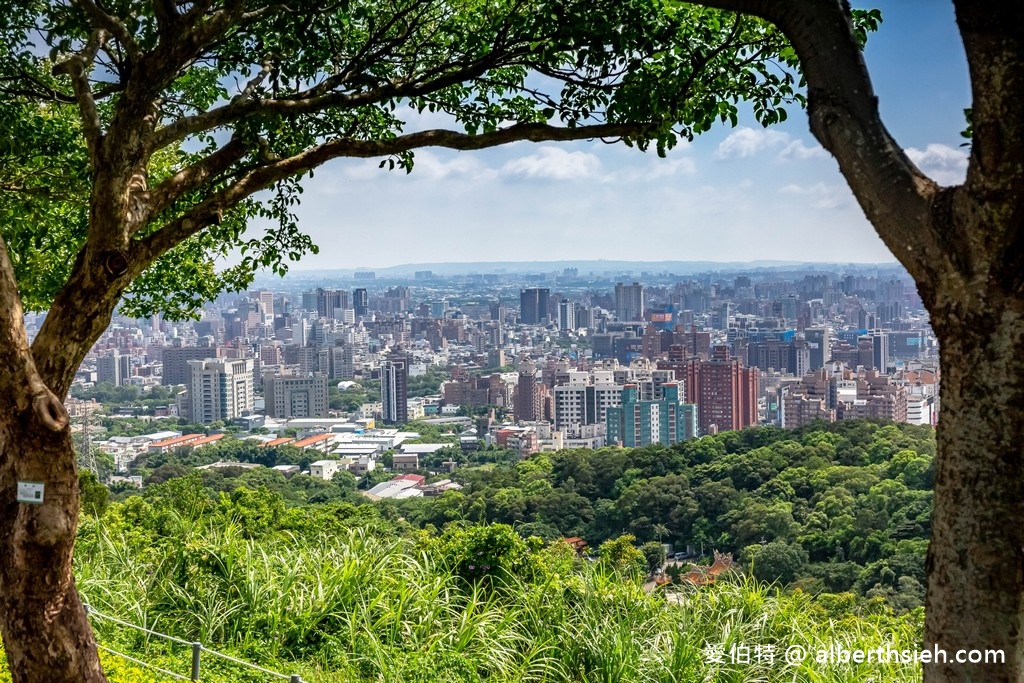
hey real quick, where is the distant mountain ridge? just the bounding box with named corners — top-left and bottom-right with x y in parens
top-left (277, 259), bottom-right (901, 279)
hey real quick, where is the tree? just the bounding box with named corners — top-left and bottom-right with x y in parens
top-left (680, 1), bottom-right (1021, 680)
top-left (1, 3), bottom-right (807, 679)
top-left (743, 540), bottom-right (807, 587)
top-left (639, 540), bottom-right (667, 574)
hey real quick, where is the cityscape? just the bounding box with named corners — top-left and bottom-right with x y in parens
top-left (2, 0), bottom-right (1013, 680)
top-left (59, 260), bottom-right (938, 482)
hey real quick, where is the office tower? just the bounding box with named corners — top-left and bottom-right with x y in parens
top-left (490, 302), bottom-right (507, 322)
top-left (519, 288), bottom-right (550, 325)
top-left (252, 290), bottom-right (274, 320)
top-left (697, 346), bottom-right (759, 434)
top-left (301, 290), bottom-right (319, 312)
top-left (380, 355), bottom-right (409, 425)
top-left (859, 331), bottom-right (890, 372)
top-left (804, 327), bottom-right (831, 371)
top-left (557, 299), bottom-right (576, 331)
top-left (614, 282), bottom-right (644, 321)
top-left (162, 342), bottom-right (218, 385)
top-left (430, 300), bottom-right (448, 319)
top-left (316, 288), bottom-right (349, 319)
top-left (264, 371), bottom-right (329, 419)
top-left (187, 358), bottom-right (254, 424)
top-left (574, 304), bottom-right (594, 330)
top-left (606, 382), bottom-right (698, 447)
top-left (353, 288), bottom-right (368, 316)
top-left (97, 350), bottom-right (131, 386)
top-left (514, 365), bottom-right (538, 421)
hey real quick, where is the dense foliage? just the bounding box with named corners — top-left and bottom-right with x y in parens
top-left (397, 421), bottom-right (935, 611)
top-left (0, 421), bottom-right (937, 680)
top-left (4, 478), bottom-right (923, 682)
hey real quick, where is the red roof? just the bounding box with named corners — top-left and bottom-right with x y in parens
top-left (189, 434), bottom-right (225, 447)
top-left (292, 433), bottom-right (335, 448)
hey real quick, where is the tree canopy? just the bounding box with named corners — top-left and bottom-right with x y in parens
top-left (0, 0), bottom-right (811, 324)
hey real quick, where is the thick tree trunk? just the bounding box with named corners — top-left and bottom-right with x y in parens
top-left (924, 294), bottom-right (1024, 682)
top-left (0, 231), bottom-right (106, 680)
top-left (0, 419), bottom-right (106, 683)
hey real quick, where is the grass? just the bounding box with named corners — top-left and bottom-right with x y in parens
top-left (3, 519), bottom-right (924, 682)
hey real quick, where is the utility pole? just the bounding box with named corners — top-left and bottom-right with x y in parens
top-left (77, 400), bottom-right (99, 480)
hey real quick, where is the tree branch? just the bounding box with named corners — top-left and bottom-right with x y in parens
top-left (138, 135), bottom-right (251, 232)
top-left (134, 121), bottom-right (649, 265)
top-left (52, 30), bottom-right (107, 163)
top-left (693, 0), bottom-right (951, 287)
top-left (953, 0), bottom-right (1024, 291)
top-left (73, 0), bottom-right (142, 65)
top-left (153, 0), bottom-right (181, 37)
top-left (0, 234), bottom-right (68, 430)
top-left (149, 51), bottom-right (518, 152)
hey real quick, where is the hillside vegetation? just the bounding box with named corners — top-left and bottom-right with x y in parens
top-left (1, 421), bottom-right (933, 681)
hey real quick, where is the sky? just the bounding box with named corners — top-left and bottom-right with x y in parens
top-left (275, 1), bottom-right (971, 271)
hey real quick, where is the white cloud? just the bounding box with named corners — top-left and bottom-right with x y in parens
top-left (501, 147), bottom-right (602, 180)
top-left (642, 157), bottom-right (697, 179)
top-left (338, 151), bottom-right (494, 183)
top-left (715, 127), bottom-right (789, 159)
top-left (905, 143), bottom-right (968, 186)
top-left (411, 152), bottom-right (495, 181)
top-left (780, 139), bottom-right (828, 160)
top-left (717, 127), bottom-right (830, 163)
top-left (611, 157), bottom-right (697, 182)
top-left (780, 182), bottom-right (851, 210)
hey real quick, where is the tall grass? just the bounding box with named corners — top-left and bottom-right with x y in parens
top-left (65, 517), bottom-right (926, 682)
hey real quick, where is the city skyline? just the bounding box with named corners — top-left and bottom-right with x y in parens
top-left (251, 1), bottom-right (970, 271)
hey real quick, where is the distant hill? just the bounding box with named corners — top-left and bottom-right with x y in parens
top-left (274, 259), bottom-right (901, 280)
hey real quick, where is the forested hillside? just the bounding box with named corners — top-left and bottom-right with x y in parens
top-left (2, 421), bottom-right (933, 681)
top-left (398, 420), bottom-right (934, 610)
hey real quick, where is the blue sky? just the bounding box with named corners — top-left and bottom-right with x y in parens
top-left (283, 1), bottom-right (970, 270)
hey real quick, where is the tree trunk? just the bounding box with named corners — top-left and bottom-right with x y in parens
top-left (924, 290), bottom-right (1024, 682)
top-left (0, 417), bottom-right (106, 683)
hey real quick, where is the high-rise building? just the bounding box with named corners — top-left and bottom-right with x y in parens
top-left (514, 365), bottom-right (538, 421)
top-left (380, 355), bottom-right (409, 425)
top-left (187, 358), bottom-right (254, 424)
top-left (252, 290), bottom-right (275, 321)
top-left (557, 299), bottom-right (576, 331)
top-left (697, 346), bottom-right (759, 434)
top-left (330, 344), bottom-right (355, 379)
top-left (859, 331), bottom-right (890, 372)
top-left (162, 342), bottom-right (219, 386)
top-left (353, 288), bottom-right (368, 316)
top-left (316, 288), bottom-right (350, 319)
top-left (606, 382), bottom-right (698, 447)
top-left (301, 289), bottom-right (319, 312)
top-left (615, 282), bottom-right (645, 322)
top-left (97, 350), bottom-right (131, 386)
top-left (264, 371), bottom-right (329, 419)
top-left (553, 370), bottom-right (623, 435)
top-left (804, 327), bottom-right (831, 371)
top-left (519, 288), bottom-right (550, 325)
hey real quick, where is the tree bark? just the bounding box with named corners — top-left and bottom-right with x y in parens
top-left (0, 428), bottom-right (105, 683)
top-left (0, 232), bottom-right (106, 681)
top-left (924, 289), bottom-right (1024, 681)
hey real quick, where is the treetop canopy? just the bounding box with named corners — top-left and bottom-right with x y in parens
top-left (0, 0), bottom-right (820, 318)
